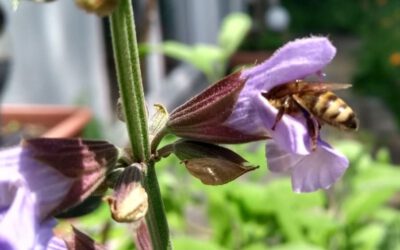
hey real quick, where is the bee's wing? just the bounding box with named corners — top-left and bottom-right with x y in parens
top-left (301, 83), bottom-right (352, 93)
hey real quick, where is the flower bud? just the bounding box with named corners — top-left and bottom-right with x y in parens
top-left (75, 0), bottom-right (118, 16)
top-left (173, 140), bottom-right (258, 185)
top-left (105, 164), bottom-right (148, 223)
top-left (167, 72), bottom-right (267, 144)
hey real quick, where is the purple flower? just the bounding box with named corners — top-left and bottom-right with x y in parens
top-left (0, 138), bottom-right (118, 249)
top-left (167, 37), bottom-right (350, 192)
top-left (226, 37), bottom-right (349, 192)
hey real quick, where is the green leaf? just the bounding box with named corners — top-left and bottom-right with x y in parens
top-left (353, 163), bottom-right (400, 191)
top-left (161, 41), bottom-right (193, 62)
top-left (269, 243), bottom-right (324, 250)
top-left (343, 188), bottom-right (395, 224)
top-left (375, 148), bottom-right (391, 163)
top-left (206, 184), bottom-right (245, 247)
top-left (351, 223), bottom-right (386, 250)
top-left (174, 237), bottom-right (227, 250)
top-left (218, 13), bottom-right (251, 57)
top-left (242, 243), bottom-right (269, 250)
top-left (161, 41), bottom-right (224, 80)
top-left (334, 140), bottom-right (365, 162)
top-left (297, 209), bottom-right (340, 246)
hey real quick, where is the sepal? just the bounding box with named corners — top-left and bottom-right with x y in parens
top-left (173, 140), bottom-right (258, 185)
top-left (62, 227), bottom-right (106, 250)
top-left (22, 138), bottom-right (119, 215)
top-left (167, 72), bottom-right (266, 143)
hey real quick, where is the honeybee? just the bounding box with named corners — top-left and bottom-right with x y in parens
top-left (263, 80), bottom-right (358, 151)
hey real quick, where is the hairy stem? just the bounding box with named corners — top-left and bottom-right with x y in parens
top-left (110, 0), bottom-right (171, 249)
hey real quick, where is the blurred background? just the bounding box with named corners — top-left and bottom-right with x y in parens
top-left (1, 0), bottom-right (400, 249)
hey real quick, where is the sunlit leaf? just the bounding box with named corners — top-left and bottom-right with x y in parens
top-left (174, 237), bottom-right (227, 250)
top-left (269, 243), bottom-right (324, 250)
top-left (218, 13), bottom-right (252, 57)
top-left (351, 223), bottom-right (386, 250)
top-left (343, 189), bottom-right (395, 224)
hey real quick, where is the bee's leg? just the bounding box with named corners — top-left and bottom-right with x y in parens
top-left (271, 97), bottom-right (290, 130)
top-left (303, 112), bottom-right (319, 151)
top-left (271, 108), bottom-right (284, 130)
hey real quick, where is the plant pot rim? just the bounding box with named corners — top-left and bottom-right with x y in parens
top-left (1, 104), bottom-right (92, 138)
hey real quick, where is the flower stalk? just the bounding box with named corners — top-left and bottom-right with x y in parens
top-left (109, 0), bottom-right (171, 249)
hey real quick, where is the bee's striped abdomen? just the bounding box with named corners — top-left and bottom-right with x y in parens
top-left (312, 92), bottom-right (358, 130)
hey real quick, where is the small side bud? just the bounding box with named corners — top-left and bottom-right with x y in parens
top-left (105, 164), bottom-right (148, 223)
top-left (75, 0), bottom-right (118, 16)
top-left (167, 72), bottom-right (266, 144)
top-left (173, 140), bottom-right (258, 185)
top-left (149, 104), bottom-right (169, 142)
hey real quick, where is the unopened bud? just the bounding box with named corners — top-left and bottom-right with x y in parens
top-left (75, 0), bottom-right (118, 16)
top-left (105, 164), bottom-right (148, 223)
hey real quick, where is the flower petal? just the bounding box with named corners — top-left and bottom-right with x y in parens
top-left (266, 140), bottom-right (348, 193)
top-left (226, 37), bottom-right (336, 149)
top-left (46, 236), bottom-right (68, 250)
top-left (226, 93), bottom-right (311, 154)
top-left (0, 187), bottom-right (38, 250)
top-left (266, 141), bottom-right (304, 173)
top-left (34, 219), bottom-right (60, 250)
top-left (241, 37), bottom-right (336, 92)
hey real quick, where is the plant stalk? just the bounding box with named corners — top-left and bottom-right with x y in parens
top-left (109, 0), bottom-right (171, 249)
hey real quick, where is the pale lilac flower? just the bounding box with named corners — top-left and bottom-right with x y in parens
top-left (0, 138), bottom-right (118, 249)
top-left (167, 37), bottom-right (350, 192)
top-left (226, 37), bottom-right (349, 192)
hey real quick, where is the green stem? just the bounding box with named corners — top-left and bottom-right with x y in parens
top-left (109, 1), bottom-right (171, 249)
top-left (110, 0), bottom-right (149, 162)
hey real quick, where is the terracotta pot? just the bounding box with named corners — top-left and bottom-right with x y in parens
top-left (0, 105), bottom-right (92, 138)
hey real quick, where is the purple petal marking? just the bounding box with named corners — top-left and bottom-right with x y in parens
top-left (241, 37), bottom-right (336, 92)
top-left (266, 140), bottom-right (349, 193)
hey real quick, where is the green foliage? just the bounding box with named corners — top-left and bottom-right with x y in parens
top-left (56, 137), bottom-right (400, 250)
top-left (154, 139), bottom-right (400, 249)
top-left (68, 138), bottom-right (400, 249)
top-left (353, 0), bottom-right (400, 125)
top-left (144, 13), bottom-right (251, 82)
top-left (282, 0), bottom-right (366, 35)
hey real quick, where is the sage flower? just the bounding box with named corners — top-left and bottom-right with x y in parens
top-left (225, 37), bottom-right (349, 192)
top-left (0, 138), bottom-right (118, 249)
top-left (168, 37), bottom-right (350, 192)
